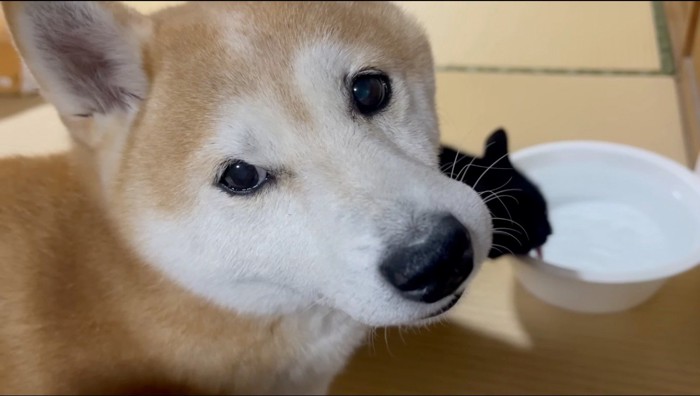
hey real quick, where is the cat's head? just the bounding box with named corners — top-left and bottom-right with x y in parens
top-left (440, 129), bottom-right (552, 258)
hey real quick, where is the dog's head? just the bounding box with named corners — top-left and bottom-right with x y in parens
top-left (3, 1), bottom-right (492, 326)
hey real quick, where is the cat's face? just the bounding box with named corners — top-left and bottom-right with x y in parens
top-left (440, 129), bottom-right (552, 258)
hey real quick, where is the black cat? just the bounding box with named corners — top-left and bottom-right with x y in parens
top-left (439, 129), bottom-right (552, 259)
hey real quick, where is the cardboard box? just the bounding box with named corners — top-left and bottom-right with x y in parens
top-left (0, 7), bottom-right (37, 96)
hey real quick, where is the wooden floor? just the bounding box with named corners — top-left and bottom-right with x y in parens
top-left (331, 259), bottom-right (700, 394)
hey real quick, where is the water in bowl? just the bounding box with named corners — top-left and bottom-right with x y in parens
top-left (543, 200), bottom-right (669, 272)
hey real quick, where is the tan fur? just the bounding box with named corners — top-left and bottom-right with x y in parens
top-left (0, 1), bottom-right (469, 394)
top-left (0, 154), bottom-right (352, 394)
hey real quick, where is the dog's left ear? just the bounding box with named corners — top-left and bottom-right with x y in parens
top-left (2, 1), bottom-right (151, 144)
top-left (483, 128), bottom-right (511, 165)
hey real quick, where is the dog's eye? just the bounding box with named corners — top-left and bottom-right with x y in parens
top-left (351, 73), bottom-right (391, 115)
top-left (218, 161), bottom-right (269, 195)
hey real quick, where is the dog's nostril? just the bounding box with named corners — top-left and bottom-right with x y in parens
top-left (380, 214), bottom-right (474, 303)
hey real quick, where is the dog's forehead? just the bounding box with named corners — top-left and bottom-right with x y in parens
top-left (146, 2), bottom-right (431, 91)
top-left (139, 1), bottom-right (431, 139)
top-left (151, 2), bottom-right (426, 52)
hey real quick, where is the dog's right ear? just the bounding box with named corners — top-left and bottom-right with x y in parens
top-left (2, 1), bottom-right (151, 120)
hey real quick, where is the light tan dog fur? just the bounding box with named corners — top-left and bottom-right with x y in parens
top-left (0, 1), bottom-right (492, 394)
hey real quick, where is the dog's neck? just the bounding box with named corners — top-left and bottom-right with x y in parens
top-left (2, 152), bottom-right (365, 394)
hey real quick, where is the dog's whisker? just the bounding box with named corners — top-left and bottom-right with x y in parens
top-left (491, 243), bottom-right (515, 256)
top-left (451, 139), bottom-right (497, 184)
top-left (483, 191), bottom-right (514, 221)
top-left (489, 187), bottom-right (523, 196)
top-left (447, 149), bottom-right (463, 178)
top-left (383, 327), bottom-right (396, 359)
top-left (483, 193), bottom-right (520, 206)
top-left (440, 152), bottom-right (461, 172)
top-left (493, 230), bottom-right (524, 246)
top-left (440, 151), bottom-right (512, 173)
top-left (453, 164), bottom-right (513, 170)
top-left (478, 177), bottom-right (513, 198)
top-left (492, 217), bottom-right (530, 240)
top-left (397, 326), bottom-right (407, 346)
top-left (481, 190), bottom-right (517, 203)
top-left (366, 332), bottom-right (373, 355)
top-left (493, 226), bottom-right (523, 235)
top-left (455, 154), bottom-right (479, 184)
top-left (457, 159), bottom-right (476, 184)
top-left (366, 328), bottom-right (378, 356)
top-left (471, 151), bottom-right (511, 192)
top-left (483, 194), bottom-right (519, 205)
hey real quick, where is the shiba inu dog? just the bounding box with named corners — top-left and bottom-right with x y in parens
top-left (0, 1), bottom-right (492, 393)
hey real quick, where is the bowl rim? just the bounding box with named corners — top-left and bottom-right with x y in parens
top-left (510, 140), bottom-right (700, 284)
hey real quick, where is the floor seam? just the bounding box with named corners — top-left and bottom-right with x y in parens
top-left (434, 1), bottom-right (674, 78)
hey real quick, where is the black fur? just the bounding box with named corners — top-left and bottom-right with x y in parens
top-left (439, 129), bottom-right (552, 259)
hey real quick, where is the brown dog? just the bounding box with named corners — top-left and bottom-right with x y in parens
top-left (0, 2), bottom-right (492, 393)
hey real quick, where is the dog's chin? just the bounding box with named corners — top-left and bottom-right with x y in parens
top-left (410, 293), bottom-right (464, 326)
top-left (334, 292), bottom-right (466, 328)
top-left (234, 283), bottom-right (466, 328)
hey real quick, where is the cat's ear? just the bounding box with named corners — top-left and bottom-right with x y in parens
top-left (483, 128), bottom-right (511, 164)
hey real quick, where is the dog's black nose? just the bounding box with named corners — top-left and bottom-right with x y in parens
top-left (380, 214), bottom-right (474, 303)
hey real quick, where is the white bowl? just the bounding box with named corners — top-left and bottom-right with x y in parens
top-left (509, 141), bottom-right (700, 313)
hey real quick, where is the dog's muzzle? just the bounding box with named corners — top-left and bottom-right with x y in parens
top-left (379, 213), bottom-right (474, 303)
